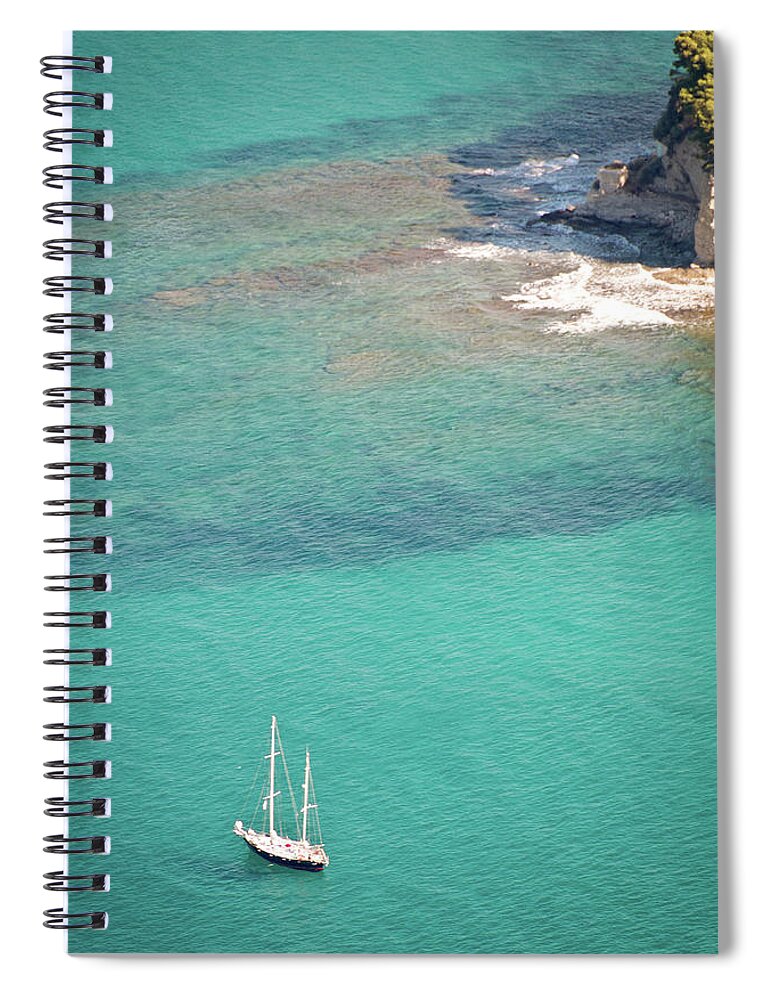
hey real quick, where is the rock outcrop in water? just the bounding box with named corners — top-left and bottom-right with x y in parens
top-left (577, 137), bottom-right (713, 266)
top-left (541, 30), bottom-right (714, 268)
top-left (539, 135), bottom-right (714, 267)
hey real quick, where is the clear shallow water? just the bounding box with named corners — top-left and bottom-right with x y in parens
top-left (69, 31), bottom-right (716, 953)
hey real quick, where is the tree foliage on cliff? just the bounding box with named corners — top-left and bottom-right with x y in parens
top-left (654, 30), bottom-right (714, 171)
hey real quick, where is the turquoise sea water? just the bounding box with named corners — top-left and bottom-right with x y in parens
top-left (68, 31), bottom-right (716, 953)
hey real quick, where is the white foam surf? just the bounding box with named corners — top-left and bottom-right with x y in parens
top-left (502, 256), bottom-right (714, 334)
top-left (497, 153), bottom-right (581, 180)
top-left (442, 241), bottom-right (522, 261)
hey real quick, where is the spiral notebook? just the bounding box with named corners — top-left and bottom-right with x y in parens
top-left (41, 30), bottom-right (717, 954)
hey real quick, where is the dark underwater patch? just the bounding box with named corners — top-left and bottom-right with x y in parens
top-left (106, 462), bottom-right (714, 584)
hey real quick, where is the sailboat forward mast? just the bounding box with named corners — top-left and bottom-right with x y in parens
top-left (266, 714), bottom-right (278, 835)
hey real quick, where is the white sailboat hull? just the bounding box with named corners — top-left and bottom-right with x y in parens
top-left (234, 822), bottom-right (329, 871)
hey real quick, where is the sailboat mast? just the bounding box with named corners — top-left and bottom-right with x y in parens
top-left (302, 748), bottom-right (310, 843)
top-left (269, 715), bottom-right (277, 835)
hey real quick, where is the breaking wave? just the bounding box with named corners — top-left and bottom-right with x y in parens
top-left (502, 256), bottom-right (714, 334)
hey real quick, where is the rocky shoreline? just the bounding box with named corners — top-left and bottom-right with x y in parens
top-left (537, 133), bottom-right (714, 268)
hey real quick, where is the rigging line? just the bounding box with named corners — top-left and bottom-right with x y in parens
top-left (251, 773), bottom-right (269, 831)
top-left (275, 724), bottom-right (301, 839)
top-left (310, 771), bottom-right (323, 846)
top-left (239, 756), bottom-right (264, 819)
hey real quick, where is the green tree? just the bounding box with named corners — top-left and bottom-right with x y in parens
top-left (653, 30), bottom-right (714, 171)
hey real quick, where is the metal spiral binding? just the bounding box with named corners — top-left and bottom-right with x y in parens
top-left (45, 798), bottom-right (110, 818)
top-left (43, 92), bottom-right (112, 116)
top-left (42, 51), bottom-right (112, 932)
top-left (43, 129), bottom-right (113, 152)
top-left (43, 835), bottom-right (110, 854)
top-left (43, 538), bottom-right (112, 555)
top-left (43, 648), bottom-right (112, 665)
top-left (43, 759), bottom-right (111, 779)
top-left (44, 462), bottom-right (113, 481)
top-left (43, 427), bottom-right (113, 444)
top-left (43, 239), bottom-right (112, 260)
top-left (44, 689), bottom-right (111, 706)
top-left (43, 202), bottom-right (114, 224)
top-left (43, 352), bottom-right (112, 371)
top-left (41, 55), bottom-right (112, 79)
top-left (43, 275), bottom-right (113, 296)
top-left (43, 312), bottom-right (112, 334)
top-left (44, 574), bottom-right (112, 592)
top-left (43, 870), bottom-right (109, 888)
top-left (43, 611), bottom-right (111, 629)
top-left (43, 164), bottom-right (113, 188)
top-left (43, 386), bottom-right (112, 407)
top-left (43, 498), bottom-right (112, 515)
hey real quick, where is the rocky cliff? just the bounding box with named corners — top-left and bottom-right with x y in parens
top-left (562, 135), bottom-right (714, 267)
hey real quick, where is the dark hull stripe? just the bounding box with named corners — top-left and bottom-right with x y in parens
top-left (246, 841), bottom-right (326, 872)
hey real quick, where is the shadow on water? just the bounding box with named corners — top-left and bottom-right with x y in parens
top-left (124, 466), bottom-right (714, 580)
top-left (177, 842), bottom-right (323, 886)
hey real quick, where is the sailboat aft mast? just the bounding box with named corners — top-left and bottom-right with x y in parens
top-left (310, 770), bottom-right (323, 845)
top-left (300, 748), bottom-right (323, 846)
top-left (301, 749), bottom-right (309, 843)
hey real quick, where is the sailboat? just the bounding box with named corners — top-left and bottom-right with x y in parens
top-left (233, 715), bottom-right (329, 872)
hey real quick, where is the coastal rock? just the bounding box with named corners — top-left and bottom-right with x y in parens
top-left (694, 173), bottom-right (715, 266)
top-left (593, 161), bottom-right (629, 195)
top-left (566, 135), bottom-right (714, 267)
